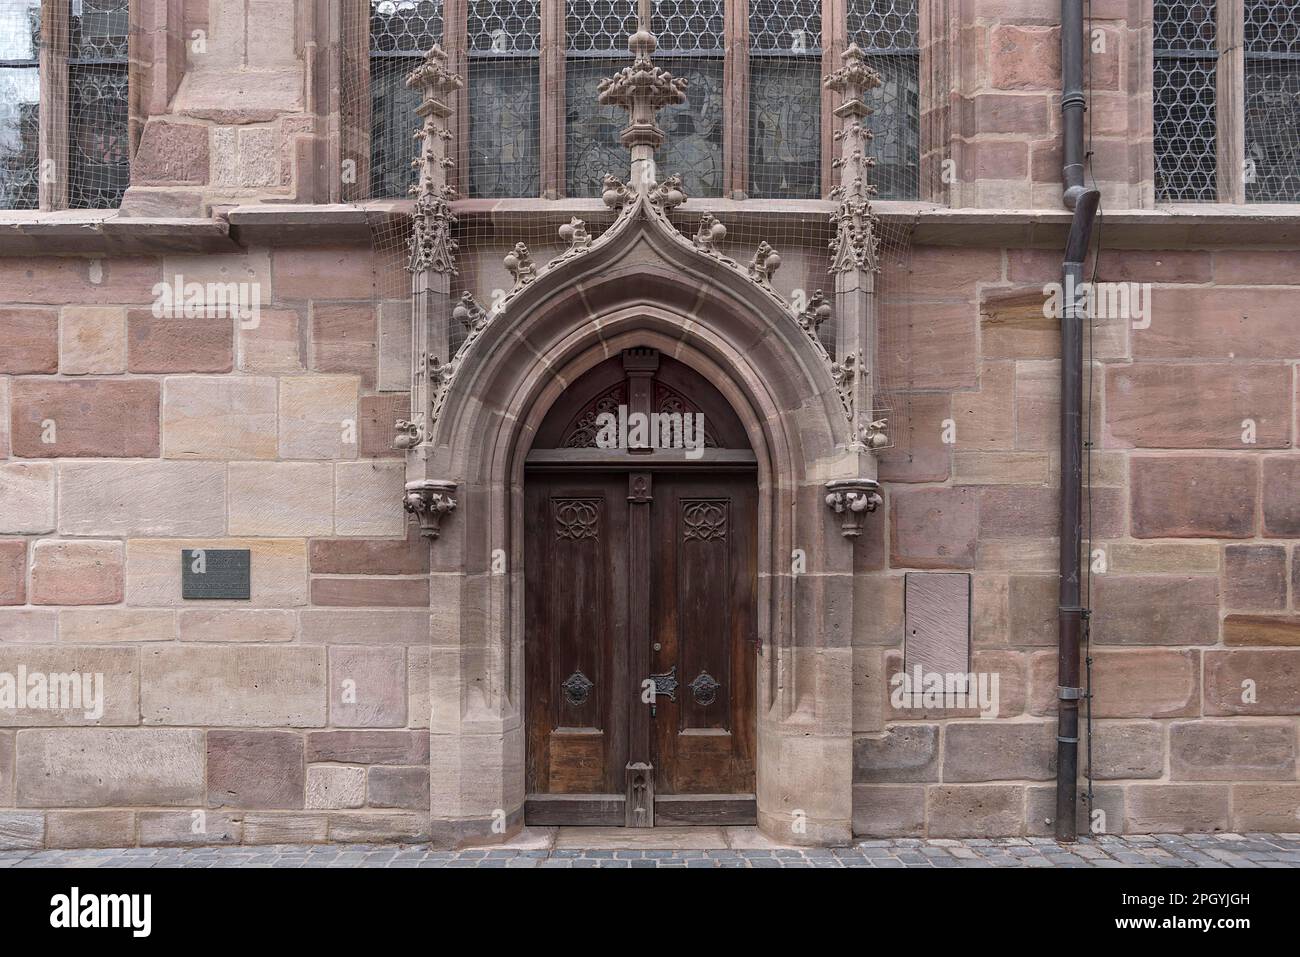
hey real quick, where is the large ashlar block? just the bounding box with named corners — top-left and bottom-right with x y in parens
top-left (335, 461), bottom-right (406, 537)
top-left (0, 307), bottom-right (58, 373)
top-left (1204, 649), bottom-right (1300, 716)
top-left (45, 810), bottom-right (135, 848)
top-left (925, 785), bottom-right (1025, 838)
top-left (10, 380), bottom-right (160, 457)
top-left (306, 765), bottom-right (367, 809)
top-left (207, 730), bottom-right (305, 809)
top-left (1130, 455), bottom-right (1258, 538)
top-left (126, 538), bottom-right (307, 607)
top-left (0, 610), bottom-right (57, 643)
top-left (942, 722), bottom-right (1056, 782)
top-left (1089, 575), bottom-right (1220, 645)
top-left (1086, 721), bottom-right (1165, 780)
top-left (429, 728), bottom-right (525, 823)
top-left (228, 462), bottom-right (334, 536)
top-left (377, 300), bottom-right (412, 393)
top-left (178, 608), bottom-right (296, 642)
top-left (756, 729), bottom-right (853, 845)
top-left (300, 609), bottom-right (430, 646)
top-left (0, 464), bottom-right (54, 534)
top-left (0, 646), bottom-right (139, 726)
top-left (59, 609), bottom-right (177, 643)
top-left (1230, 784), bottom-right (1300, 832)
top-left (59, 462), bottom-right (226, 537)
top-left (1170, 719), bottom-right (1296, 781)
top-left (139, 811), bottom-right (242, 846)
top-left (1125, 785), bottom-right (1230, 833)
top-left (60, 306), bottom-right (126, 374)
top-left (140, 645), bottom-right (327, 727)
top-left (30, 540), bottom-right (124, 605)
top-left (0, 540), bottom-right (24, 605)
top-left (0, 813), bottom-right (45, 848)
top-left (239, 308), bottom-right (304, 374)
top-left (16, 728), bottom-right (204, 807)
top-left (950, 362), bottom-right (1015, 450)
top-left (328, 646), bottom-right (407, 728)
top-left (163, 376), bottom-right (278, 459)
top-left (278, 375), bottom-right (359, 460)
top-left (851, 785), bottom-right (926, 837)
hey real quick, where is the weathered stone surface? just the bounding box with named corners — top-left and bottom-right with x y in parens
top-left (178, 608), bottom-right (296, 642)
top-left (126, 537), bottom-right (306, 607)
top-left (1134, 287), bottom-right (1298, 360)
top-left (1106, 363), bottom-right (1292, 449)
top-left (1125, 785), bottom-right (1230, 833)
top-left (1026, 784), bottom-right (1125, 838)
top-left (241, 813), bottom-right (328, 844)
top-left (141, 646), bottom-right (326, 726)
top-left (1032, 648), bottom-right (1201, 718)
top-left (163, 376), bottom-right (278, 459)
top-left (0, 308), bottom-right (58, 373)
top-left (328, 646), bottom-right (407, 728)
top-left (335, 461), bottom-right (406, 537)
top-left (408, 647), bottom-right (430, 731)
top-left (1262, 457), bottom-right (1300, 536)
top-left (327, 811), bottom-right (431, 843)
top-left (1106, 541), bottom-right (1221, 574)
top-left (1222, 544), bottom-right (1287, 610)
top-left (0, 257), bottom-right (160, 305)
top-left (45, 810), bottom-right (135, 848)
top-left (0, 609), bottom-right (57, 643)
top-left (1224, 615), bottom-right (1300, 646)
top-left (305, 730), bottom-right (429, 766)
top-left (0, 646), bottom-right (139, 725)
top-left (851, 785), bottom-right (926, 837)
top-left (239, 308), bottom-right (304, 374)
top-left (950, 362), bottom-right (1015, 450)
top-left (127, 311), bottom-right (234, 373)
top-left (300, 609), bottom-right (429, 645)
top-left (1015, 359), bottom-right (1103, 451)
top-left (59, 462), bottom-right (225, 537)
top-left (890, 486), bottom-right (978, 568)
top-left (376, 300), bottom-right (412, 393)
top-left (991, 25), bottom-right (1058, 89)
top-left (311, 578), bottom-right (429, 606)
top-left (1170, 719), bottom-right (1296, 781)
top-left (60, 306), bottom-right (127, 375)
top-left (1006, 575), bottom-right (1056, 646)
top-left (16, 729), bottom-right (204, 807)
top-left (30, 540), bottom-right (123, 605)
top-left (311, 303), bottom-right (377, 387)
top-left (207, 730), bottom-right (305, 808)
top-left (953, 451), bottom-right (1050, 485)
top-left (926, 785), bottom-right (1024, 838)
top-left (132, 119), bottom-right (210, 184)
top-left (942, 722), bottom-right (1055, 782)
top-left (886, 301), bottom-right (979, 391)
top-left (1230, 784), bottom-right (1300, 832)
top-left (1087, 721), bottom-right (1165, 780)
top-left (1090, 575), bottom-right (1220, 645)
top-left (138, 811), bottom-right (242, 846)
top-left (10, 380), bottom-right (160, 457)
top-left (0, 813), bottom-right (45, 849)
top-left (358, 393), bottom-right (410, 459)
top-left (0, 377), bottom-right (7, 457)
top-left (1204, 649), bottom-right (1300, 716)
top-left (228, 462), bottom-right (333, 536)
top-left (271, 247), bottom-right (377, 301)
top-left (0, 464), bottom-right (54, 534)
top-left (876, 393), bottom-right (952, 483)
top-left (59, 609), bottom-right (176, 643)
top-left (306, 765), bottom-right (366, 809)
top-left (852, 725), bottom-right (939, 783)
top-left (309, 533), bottom-right (429, 576)
top-left (367, 766), bottom-right (428, 810)
top-left (278, 375), bottom-right (359, 460)
top-left (1130, 455), bottom-right (1257, 538)
top-left (0, 730), bottom-right (12, 804)
top-left (0, 540), bottom-right (25, 605)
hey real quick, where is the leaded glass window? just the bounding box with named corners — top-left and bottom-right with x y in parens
top-left (847, 0), bottom-right (918, 200)
top-left (1244, 0), bottom-right (1300, 201)
top-left (468, 0), bottom-right (540, 197)
top-left (565, 0), bottom-right (638, 196)
top-left (652, 0), bottom-right (724, 197)
top-left (0, 0), bottom-right (42, 209)
top-left (68, 0), bottom-right (129, 208)
top-left (749, 0), bottom-right (822, 198)
top-left (1154, 0), bottom-right (1218, 201)
top-left (370, 0), bottom-right (444, 199)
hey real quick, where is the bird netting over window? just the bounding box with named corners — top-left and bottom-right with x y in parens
top-left (1244, 0), bottom-right (1300, 202)
top-left (349, 1), bottom-right (923, 460)
top-left (1153, 0), bottom-right (1218, 201)
top-left (0, 0), bottom-right (129, 210)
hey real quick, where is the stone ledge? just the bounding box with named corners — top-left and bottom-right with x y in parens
top-left (3, 201), bottom-right (1299, 255)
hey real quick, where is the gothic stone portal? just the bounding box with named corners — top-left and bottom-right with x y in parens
top-left (523, 350), bottom-right (759, 826)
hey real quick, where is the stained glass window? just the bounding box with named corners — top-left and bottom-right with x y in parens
top-left (651, 0), bottom-right (724, 197)
top-left (565, 0), bottom-right (638, 196)
top-left (1244, 0), bottom-right (1300, 202)
top-left (0, 0), bottom-right (42, 209)
top-left (847, 0), bottom-right (919, 200)
top-left (467, 0), bottom-right (541, 196)
top-left (68, 0), bottom-right (130, 208)
top-left (749, 0), bottom-right (822, 199)
top-left (1154, 0), bottom-right (1218, 201)
top-left (369, 0), bottom-right (444, 199)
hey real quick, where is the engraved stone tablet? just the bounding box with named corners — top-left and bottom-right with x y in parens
top-left (181, 548), bottom-right (251, 600)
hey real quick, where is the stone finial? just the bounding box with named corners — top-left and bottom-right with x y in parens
top-left (824, 44), bottom-right (882, 276)
top-left (597, 28), bottom-right (688, 153)
top-left (823, 43), bottom-right (883, 116)
top-left (405, 45), bottom-right (464, 275)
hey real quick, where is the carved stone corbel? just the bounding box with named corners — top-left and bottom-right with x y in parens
top-left (824, 478), bottom-right (883, 538)
top-left (404, 479), bottom-right (458, 539)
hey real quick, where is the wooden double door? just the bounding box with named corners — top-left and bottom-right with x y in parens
top-left (524, 469), bottom-right (757, 826)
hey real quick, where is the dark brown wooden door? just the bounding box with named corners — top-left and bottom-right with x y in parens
top-left (524, 468), bottom-right (756, 825)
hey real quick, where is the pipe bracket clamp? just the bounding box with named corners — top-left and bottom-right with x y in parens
top-left (1058, 686), bottom-right (1084, 700)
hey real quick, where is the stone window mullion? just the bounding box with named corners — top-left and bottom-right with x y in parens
top-left (38, 0), bottom-right (68, 210)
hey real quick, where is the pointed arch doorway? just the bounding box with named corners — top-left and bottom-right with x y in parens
top-left (523, 347), bottom-right (758, 827)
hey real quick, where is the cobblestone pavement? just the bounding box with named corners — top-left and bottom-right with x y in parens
top-left (2, 832), bottom-right (1299, 868)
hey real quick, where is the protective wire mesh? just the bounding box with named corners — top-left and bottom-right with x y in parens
top-left (1154, 0), bottom-right (1218, 201)
top-left (0, 0), bottom-right (128, 210)
top-left (346, 1), bottom-right (921, 458)
top-left (1244, 0), bottom-right (1300, 201)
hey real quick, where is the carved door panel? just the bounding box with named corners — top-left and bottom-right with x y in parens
top-left (649, 473), bottom-right (757, 803)
top-left (524, 473), bottom-right (629, 804)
